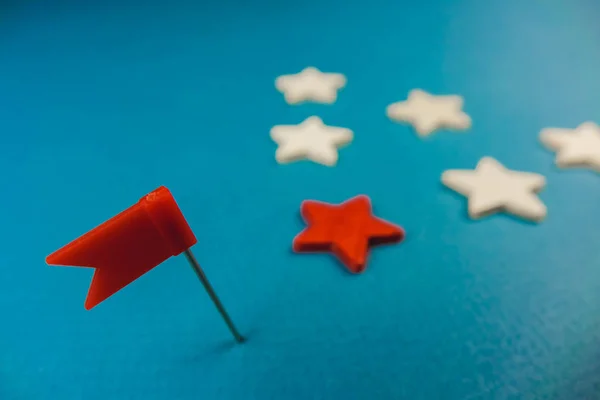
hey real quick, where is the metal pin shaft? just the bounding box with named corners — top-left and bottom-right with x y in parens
top-left (183, 249), bottom-right (245, 343)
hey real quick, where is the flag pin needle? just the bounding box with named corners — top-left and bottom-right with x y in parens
top-left (184, 249), bottom-right (245, 343)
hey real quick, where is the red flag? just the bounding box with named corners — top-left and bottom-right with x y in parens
top-left (46, 186), bottom-right (197, 310)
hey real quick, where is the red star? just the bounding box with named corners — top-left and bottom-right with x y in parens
top-left (292, 195), bottom-right (405, 273)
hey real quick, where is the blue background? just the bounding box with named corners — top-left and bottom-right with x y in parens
top-left (2, 0), bottom-right (600, 398)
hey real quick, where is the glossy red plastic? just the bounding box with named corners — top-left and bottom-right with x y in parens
top-left (293, 195), bottom-right (405, 273)
top-left (46, 186), bottom-right (197, 309)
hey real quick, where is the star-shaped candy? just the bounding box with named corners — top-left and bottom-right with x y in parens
top-left (293, 195), bottom-right (405, 273)
top-left (270, 116), bottom-right (353, 166)
top-left (386, 89), bottom-right (472, 137)
top-left (540, 122), bottom-right (600, 172)
top-left (275, 67), bottom-right (347, 105)
top-left (442, 157), bottom-right (547, 222)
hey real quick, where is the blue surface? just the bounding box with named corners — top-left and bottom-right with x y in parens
top-left (3, 0), bottom-right (600, 399)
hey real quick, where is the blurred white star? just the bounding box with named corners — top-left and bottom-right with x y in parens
top-left (442, 157), bottom-right (547, 222)
top-left (387, 89), bottom-right (471, 137)
top-left (275, 67), bottom-right (347, 105)
top-left (270, 116), bottom-right (353, 166)
top-left (540, 122), bottom-right (600, 172)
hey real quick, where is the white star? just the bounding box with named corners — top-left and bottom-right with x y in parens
top-left (386, 89), bottom-right (471, 137)
top-left (275, 67), bottom-right (347, 105)
top-left (540, 122), bottom-right (600, 172)
top-left (441, 157), bottom-right (547, 222)
top-left (270, 116), bottom-right (353, 166)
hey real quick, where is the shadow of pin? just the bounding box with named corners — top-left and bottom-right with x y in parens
top-left (180, 329), bottom-right (258, 364)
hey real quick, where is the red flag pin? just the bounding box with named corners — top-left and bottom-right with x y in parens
top-left (46, 186), bottom-right (244, 343)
